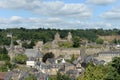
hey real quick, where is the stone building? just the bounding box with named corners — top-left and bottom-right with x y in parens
top-left (96, 51), bottom-right (120, 63)
top-left (54, 32), bottom-right (61, 42)
top-left (67, 32), bottom-right (72, 42)
top-left (54, 32), bottom-right (72, 42)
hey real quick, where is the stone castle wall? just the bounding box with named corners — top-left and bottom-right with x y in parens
top-left (42, 47), bottom-right (110, 57)
top-left (99, 35), bottom-right (120, 41)
top-left (42, 48), bottom-right (80, 57)
top-left (85, 48), bottom-right (109, 55)
top-left (41, 32), bottom-right (111, 57)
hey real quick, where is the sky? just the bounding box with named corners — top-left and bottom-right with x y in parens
top-left (0, 0), bottom-right (120, 29)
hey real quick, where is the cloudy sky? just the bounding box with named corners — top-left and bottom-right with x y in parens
top-left (0, 0), bottom-right (120, 29)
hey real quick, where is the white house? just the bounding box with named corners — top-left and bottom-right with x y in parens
top-left (26, 61), bottom-right (36, 67)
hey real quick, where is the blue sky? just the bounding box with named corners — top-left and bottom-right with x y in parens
top-left (0, 0), bottom-right (119, 29)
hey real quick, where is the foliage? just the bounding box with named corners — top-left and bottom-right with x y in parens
top-left (73, 36), bottom-right (81, 48)
top-left (112, 39), bottom-right (120, 44)
top-left (78, 63), bottom-right (108, 80)
top-left (0, 61), bottom-right (15, 72)
top-left (0, 47), bottom-right (8, 54)
top-left (57, 72), bottom-right (71, 80)
top-left (22, 42), bottom-right (28, 48)
top-left (42, 52), bottom-right (54, 63)
top-left (0, 47), bottom-right (10, 61)
top-left (0, 28), bottom-right (97, 45)
top-left (13, 54), bottom-right (27, 64)
top-left (13, 41), bottom-right (18, 45)
top-left (22, 40), bottom-right (35, 48)
top-left (49, 76), bottom-right (57, 80)
top-left (0, 54), bottom-right (10, 61)
top-left (95, 38), bottom-right (104, 44)
top-left (58, 42), bottom-right (73, 48)
top-left (70, 54), bottom-right (76, 63)
top-left (77, 57), bottom-right (120, 80)
top-left (104, 57), bottom-right (120, 80)
top-left (1, 28), bottom-right (120, 45)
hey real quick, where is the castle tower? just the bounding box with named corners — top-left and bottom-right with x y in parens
top-left (67, 32), bottom-right (72, 42)
top-left (7, 33), bottom-right (15, 60)
top-left (7, 33), bottom-right (14, 51)
top-left (54, 32), bottom-right (61, 41)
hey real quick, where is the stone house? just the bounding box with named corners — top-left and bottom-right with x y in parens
top-left (96, 51), bottom-right (120, 63)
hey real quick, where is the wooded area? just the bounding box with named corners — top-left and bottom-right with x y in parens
top-left (0, 28), bottom-right (120, 45)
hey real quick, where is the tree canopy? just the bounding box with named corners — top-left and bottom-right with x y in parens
top-left (77, 57), bottom-right (120, 80)
top-left (13, 54), bottom-right (27, 64)
top-left (0, 47), bottom-right (10, 61)
top-left (104, 57), bottom-right (120, 80)
top-left (1, 28), bottom-right (120, 45)
top-left (42, 52), bottom-right (54, 63)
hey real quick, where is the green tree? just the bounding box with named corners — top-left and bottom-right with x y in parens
top-left (0, 54), bottom-right (10, 61)
top-left (0, 47), bottom-right (10, 61)
top-left (2, 47), bottom-right (8, 54)
top-left (104, 57), bottom-right (120, 80)
top-left (13, 54), bottom-right (27, 64)
top-left (13, 41), bottom-right (18, 45)
top-left (22, 40), bottom-right (35, 48)
top-left (70, 54), bottom-right (76, 63)
top-left (49, 76), bottom-right (57, 80)
top-left (22, 42), bottom-right (29, 48)
top-left (0, 47), bottom-right (8, 54)
top-left (95, 38), bottom-right (104, 44)
top-left (0, 61), bottom-right (15, 72)
top-left (78, 63), bottom-right (107, 80)
top-left (28, 40), bottom-right (35, 48)
top-left (56, 72), bottom-right (71, 80)
top-left (42, 52), bottom-right (54, 63)
top-left (73, 36), bottom-right (80, 48)
top-left (58, 42), bottom-right (73, 48)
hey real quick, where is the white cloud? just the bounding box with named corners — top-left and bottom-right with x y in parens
top-left (10, 16), bottom-right (23, 24)
top-left (100, 6), bottom-right (120, 19)
top-left (0, 16), bottom-right (114, 29)
top-left (0, 0), bottom-right (42, 10)
top-left (87, 0), bottom-right (116, 5)
top-left (0, 0), bottom-right (92, 19)
top-left (36, 1), bottom-right (92, 19)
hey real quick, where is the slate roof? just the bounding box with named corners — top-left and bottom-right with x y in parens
top-left (25, 49), bottom-right (42, 58)
top-left (36, 62), bottom-right (48, 69)
top-left (98, 51), bottom-right (120, 55)
top-left (3, 70), bottom-right (29, 80)
top-left (35, 72), bottom-right (48, 80)
top-left (47, 58), bottom-right (56, 64)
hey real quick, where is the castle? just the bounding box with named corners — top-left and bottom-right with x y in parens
top-left (54, 32), bottom-right (72, 42)
top-left (42, 32), bottom-right (81, 57)
top-left (38, 32), bottom-right (110, 57)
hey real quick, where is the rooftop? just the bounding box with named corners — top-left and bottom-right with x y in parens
top-left (25, 49), bottom-right (42, 58)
